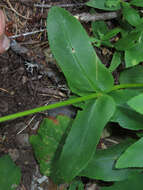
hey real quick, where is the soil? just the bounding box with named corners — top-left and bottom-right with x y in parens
top-left (0, 1), bottom-right (116, 190)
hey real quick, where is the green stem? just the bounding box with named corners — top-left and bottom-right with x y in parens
top-left (0, 93), bottom-right (100, 123)
top-left (110, 83), bottom-right (143, 91)
top-left (1, 83), bottom-right (143, 123)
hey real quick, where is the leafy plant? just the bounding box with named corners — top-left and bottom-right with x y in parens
top-left (1, 1), bottom-right (143, 189)
top-left (88, 0), bottom-right (143, 69)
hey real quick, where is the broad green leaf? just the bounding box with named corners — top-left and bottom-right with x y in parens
top-left (80, 138), bottom-right (141, 181)
top-left (122, 2), bottom-right (142, 26)
top-left (119, 65), bottom-right (143, 84)
top-left (115, 31), bottom-right (141, 50)
top-left (0, 155), bottom-right (21, 190)
top-left (86, 0), bottom-right (121, 10)
top-left (128, 93), bottom-right (143, 114)
top-left (30, 115), bottom-right (72, 176)
top-left (116, 138), bottom-right (143, 168)
top-left (109, 89), bottom-right (143, 130)
top-left (100, 173), bottom-right (143, 190)
top-left (125, 42), bottom-right (143, 68)
top-left (108, 52), bottom-right (121, 72)
top-left (130, 0), bottom-right (143, 7)
top-left (47, 7), bottom-right (114, 95)
top-left (51, 95), bottom-right (116, 183)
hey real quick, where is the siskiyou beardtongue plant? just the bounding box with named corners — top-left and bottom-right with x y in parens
top-left (1, 5), bottom-right (143, 188)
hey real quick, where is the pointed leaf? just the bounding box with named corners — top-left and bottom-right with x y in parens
top-left (116, 138), bottom-right (143, 168)
top-left (102, 27), bottom-right (121, 41)
top-left (108, 52), bottom-right (121, 72)
top-left (86, 0), bottom-right (120, 10)
top-left (128, 93), bottom-right (143, 114)
top-left (109, 89), bottom-right (143, 130)
top-left (51, 95), bottom-right (116, 183)
top-left (0, 155), bottom-right (21, 190)
top-left (47, 7), bottom-right (114, 95)
top-left (100, 173), bottom-right (143, 190)
top-left (80, 138), bottom-right (141, 181)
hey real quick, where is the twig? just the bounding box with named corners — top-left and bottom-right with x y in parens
top-left (75, 12), bottom-right (119, 22)
top-left (17, 115), bottom-right (36, 134)
top-left (9, 29), bottom-right (46, 39)
top-left (6, 0), bottom-right (31, 20)
top-left (34, 3), bottom-right (85, 8)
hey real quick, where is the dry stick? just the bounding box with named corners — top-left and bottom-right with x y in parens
top-left (75, 12), bottom-right (118, 22)
top-left (34, 3), bottom-right (85, 8)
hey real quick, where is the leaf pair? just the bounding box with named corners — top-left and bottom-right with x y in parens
top-left (47, 7), bottom-right (116, 183)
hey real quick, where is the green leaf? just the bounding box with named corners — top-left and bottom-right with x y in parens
top-left (47, 7), bottom-right (114, 95)
top-left (116, 138), bottom-right (143, 168)
top-left (109, 89), bottom-right (143, 130)
top-left (51, 95), bottom-right (116, 183)
top-left (122, 2), bottom-right (142, 26)
top-left (80, 138), bottom-right (141, 181)
top-left (119, 65), bottom-right (143, 84)
top-left (108, 52), bottom-right (121, 72)
top-left (92, 21), bottom-right (109, 39)
top-left (0, 155), bottom-right (21, 190)
top-left (86, 0), bottom-right (121, 10)
top-left (105, 0), bottom-right (121, 9)
top-left (125, 42), bottom-right (143, 68)
top-left (127, 93), bottom-right (143, 114)
top-left (100, 173), bottom-right (143, 190)
top-left (114, 31), bottom-right (141, 50)
top-left (130, 0), bottom-right (143, 7)
top-left (30, 115), bottom-right (72, 176)
top-left (102, 27), bottom-right (121, 41)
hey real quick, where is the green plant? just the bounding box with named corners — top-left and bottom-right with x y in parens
top-left (1, 1), bottom-right (143, 189)
top-left (88, 0), bottom-right (143, 69)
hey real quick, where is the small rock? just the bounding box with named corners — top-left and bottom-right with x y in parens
top-left (16, 133), bottom-right (30, 148)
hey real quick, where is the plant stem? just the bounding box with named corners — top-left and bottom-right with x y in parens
top-left (1, 83), bottom-right (143, 123)
top-left (0, 93), bottom-right (100, 123)
top-left (110, 83), bottom-right (143, 91)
